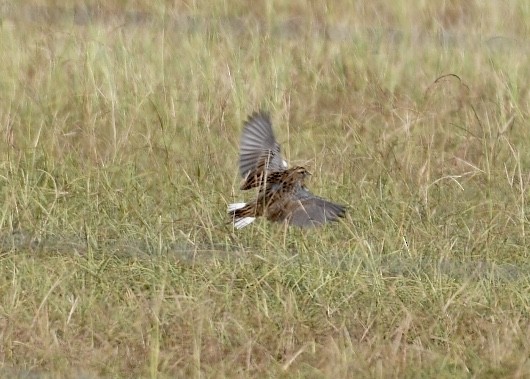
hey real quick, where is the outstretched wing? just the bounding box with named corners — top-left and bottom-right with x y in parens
top-left (285, 187), bottom-right (346, 227)
top-left (239, 111), bottom-right (287, 179)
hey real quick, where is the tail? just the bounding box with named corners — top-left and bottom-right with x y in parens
top-left (227, 202), bottom-right (256, 229)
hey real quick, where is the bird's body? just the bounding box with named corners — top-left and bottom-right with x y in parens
top-left (228, 112), bottom-right (346, 228)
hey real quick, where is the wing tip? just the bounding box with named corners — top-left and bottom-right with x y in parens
top-left (250, 109), bottom-right (270, 120)
top-left (244, 110), bottom-right (272, 129)
top-left (287, 200), bottom-right (347, 227)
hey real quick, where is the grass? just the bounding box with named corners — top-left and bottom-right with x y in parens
top-left (1, 1), bottom-right (530, 377)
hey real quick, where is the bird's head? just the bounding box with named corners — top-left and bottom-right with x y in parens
top-left (292, 166), bottom-right (312, 180)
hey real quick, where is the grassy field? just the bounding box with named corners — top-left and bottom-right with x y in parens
top-left (1, 1), bottom-right (530, 377)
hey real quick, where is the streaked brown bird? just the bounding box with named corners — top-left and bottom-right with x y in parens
top-left (228, 111), bottom-right (346, 228)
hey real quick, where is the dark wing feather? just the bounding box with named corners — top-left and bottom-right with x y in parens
top-left (239, 111), bottom-right (286, 178)
top-left (286, 187), bottom-right (346, 227)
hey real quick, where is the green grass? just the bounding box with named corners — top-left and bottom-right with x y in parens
top-left (1, 1), bottom-right (530, 377)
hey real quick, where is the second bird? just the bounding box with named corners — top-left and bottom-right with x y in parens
top-left (228, 111), bottom-right (346, 229)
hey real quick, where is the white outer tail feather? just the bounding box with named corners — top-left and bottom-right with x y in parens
top-left (228, 202), bottom-right (256, 229)
top-left (234, 216), bottom-right (256, 229)
top-left (227, 202), bottom-right (246, 212)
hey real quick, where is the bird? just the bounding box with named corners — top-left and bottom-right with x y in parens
top-left (228, 111), bottom-right (346, 229)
